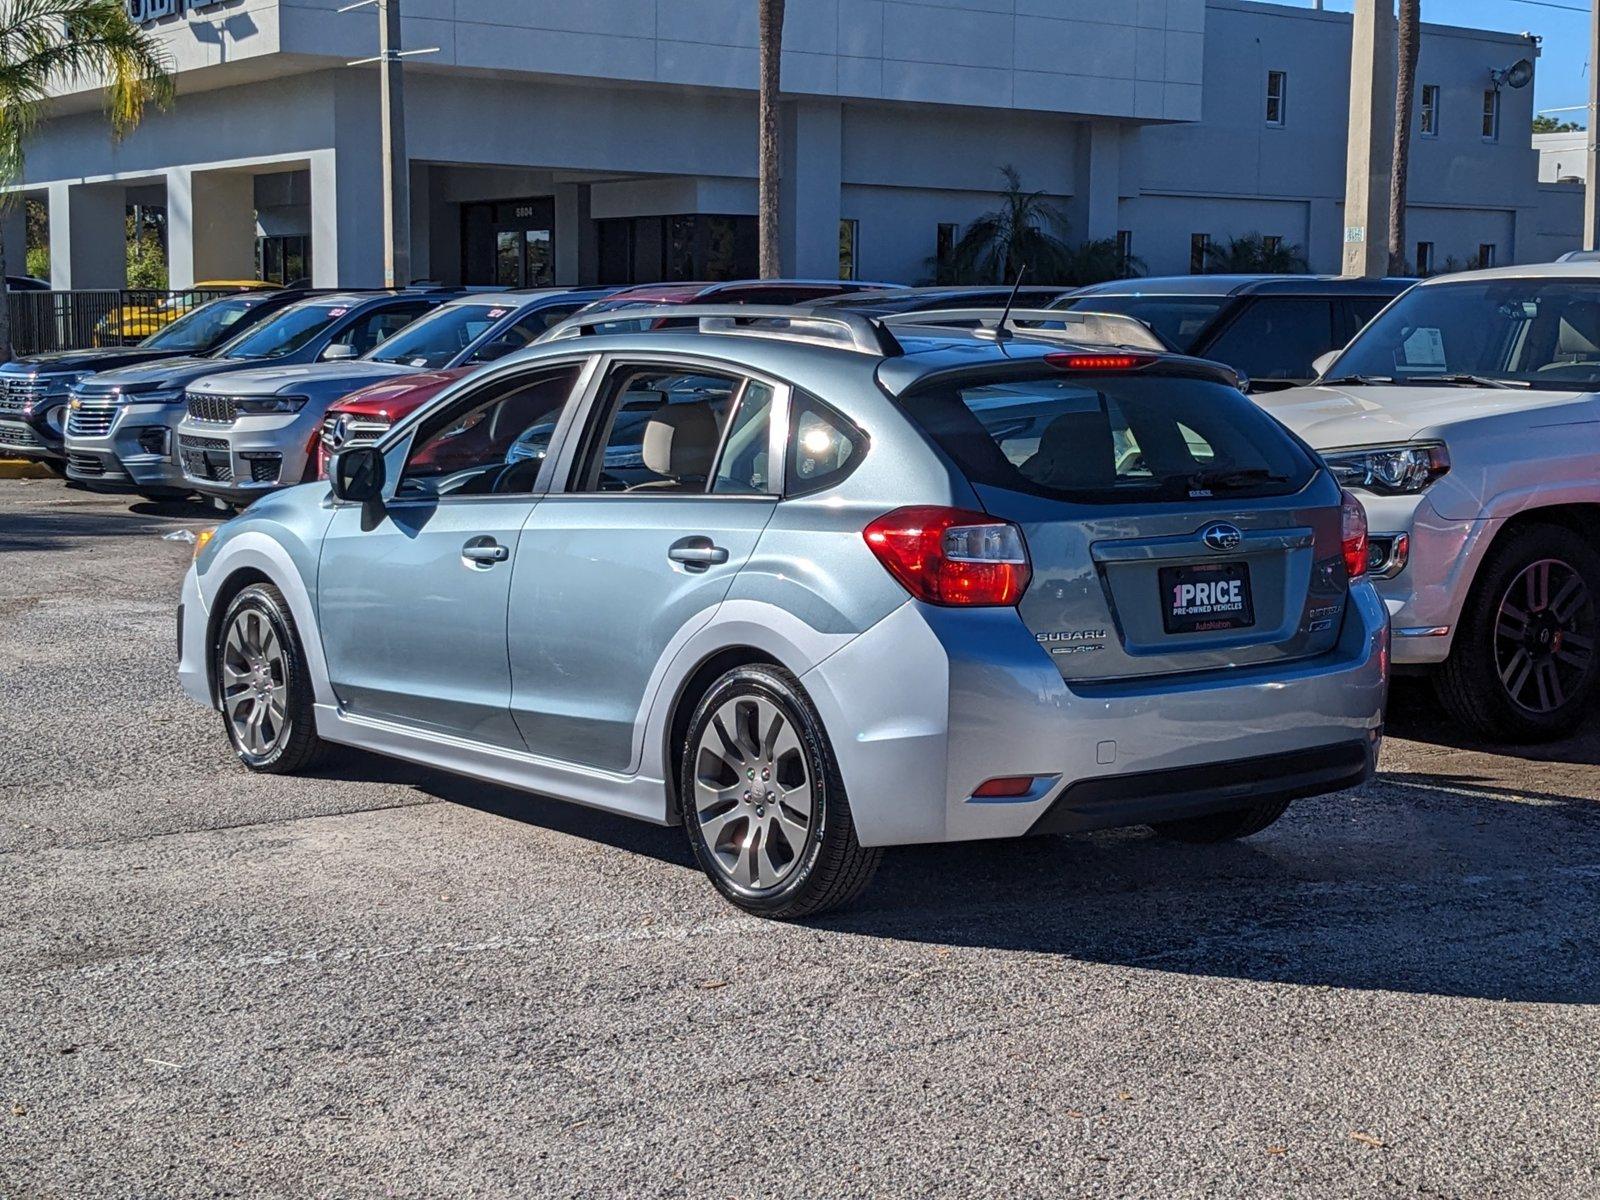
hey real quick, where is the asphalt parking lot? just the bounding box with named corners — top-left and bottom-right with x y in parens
top-left (3, 479), bottom-right (1599, 1199)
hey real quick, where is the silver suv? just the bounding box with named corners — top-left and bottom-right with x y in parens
top-left (176, 307), bottom-right (1389, 917)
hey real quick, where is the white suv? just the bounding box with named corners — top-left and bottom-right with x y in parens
top-left (1257, 263), bottom-right (1600, 741)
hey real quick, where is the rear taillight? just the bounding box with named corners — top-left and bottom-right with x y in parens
top-left (1341, 489), bottom-right (1369, 580)
top-left (863, 506), bottom-right (1031, 606)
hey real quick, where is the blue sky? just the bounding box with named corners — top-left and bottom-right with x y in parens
top-left (1263, 0), bottom-right (1591, 121)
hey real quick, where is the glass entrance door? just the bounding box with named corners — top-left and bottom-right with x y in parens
top-left (464, 197), bottom-right (556, 287)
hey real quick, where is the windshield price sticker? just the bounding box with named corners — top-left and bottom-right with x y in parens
top-left (326, 307), bottom-right (349, 318)
top-left (486, 308), bottom-right (510, 318)
top-left (1401, 327), bottom-right (1446, 368)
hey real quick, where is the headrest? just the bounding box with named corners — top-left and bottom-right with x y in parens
top-left (1559, 302), bottom-right (1600, 356)
top-left (641, 403), bottom-right (718, 480)
top-left (1021, 410), bottom-right (1117, 489)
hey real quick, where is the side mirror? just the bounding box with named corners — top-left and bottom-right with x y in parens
top-left (322, 342), bottom-right (359, 362)
top-left (1311, 350), bottom-right (1340, 379)
top-left (330, 445), bottom-right (386, 504)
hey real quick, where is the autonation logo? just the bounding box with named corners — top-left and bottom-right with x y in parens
top-left (125, 0), bottom-right (229, 22)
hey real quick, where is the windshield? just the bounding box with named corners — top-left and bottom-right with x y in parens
top-left (901, 371), bottom-right (1314, 504)
top-left (1060, 296), bottom-right (1228, 352)
top-left (216, 303), bottom-right (347, 360)
top-left (367, 303), bottom-right (510, 368)
top-left (141, 296), bottom-right (262, 352)
top-left (1330, 279), bottom-right (1600, 386)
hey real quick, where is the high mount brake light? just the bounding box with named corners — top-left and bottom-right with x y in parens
top-left (1045, 352), bottom-right (1157, 372)
top-left (1341, 489), bottom-right (1369, 580)
top-left (863, 506), bottom-right (1031, 607)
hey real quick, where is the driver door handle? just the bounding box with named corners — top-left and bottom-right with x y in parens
top-left (668, 536), bottom-right (729, 569)
top-left (462, 537), bottom-right (509, 565)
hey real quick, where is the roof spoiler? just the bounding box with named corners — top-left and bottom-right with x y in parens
top-left (537, 304), bottom-right (905, 357)
top-left (879, 308), bottom-right (1172, 353)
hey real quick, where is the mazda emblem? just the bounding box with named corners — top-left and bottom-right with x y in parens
top-left (1201, 522), bottom-right (1243, 553)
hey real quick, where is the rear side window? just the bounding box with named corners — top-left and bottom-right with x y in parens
top-left (901, 371), bottom-right (1314, 505)
top-left (788, 393), bottom-right (865, 496)
top-left (1204, 298), bottom-right (1338, 382)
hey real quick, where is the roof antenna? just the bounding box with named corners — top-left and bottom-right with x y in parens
top-left (992, 264), bottom-right (1028, 343)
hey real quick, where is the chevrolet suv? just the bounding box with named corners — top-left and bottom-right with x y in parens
top-left (177, 305), bottom-right (1387, 916)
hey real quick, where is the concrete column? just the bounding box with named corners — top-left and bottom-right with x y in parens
top-left (167, 167), bottom-right (256, 289)
top-left (409, 161), bottom-right (431, 283)
top-left (47, 181), bottom-right (126, 290)
top-left (0, 201), bottom-right (27, 279)
top-left (309, 148), bottom-right (385, 288)
top-left (1077, 121), bottom-right (1123, 245)
top-left (1341, 0), bottom-right (1397, 277)
top-left (780, 100), bottom-right (843, 278)
top-left (554, 182), bottom-right (596, 286)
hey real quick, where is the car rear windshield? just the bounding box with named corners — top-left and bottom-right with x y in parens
top-left (1058, 296), bottom-right (1227, 352)
top-left (900, 370), bottom-right (1316, 505)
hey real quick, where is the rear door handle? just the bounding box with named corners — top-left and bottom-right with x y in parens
top-left (669, 536), bottom-right (729, 569)
top-left (462, 537), bottom-right (509, 565)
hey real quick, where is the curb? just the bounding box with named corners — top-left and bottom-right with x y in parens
top-left (0, 458), bottom-right (56, 480)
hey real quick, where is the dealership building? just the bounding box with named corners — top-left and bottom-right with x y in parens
top-left (6, 0), bottom-right (1582, 290)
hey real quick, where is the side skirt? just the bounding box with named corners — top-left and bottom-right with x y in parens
top-left (314, 704), bottom-right (673, 826)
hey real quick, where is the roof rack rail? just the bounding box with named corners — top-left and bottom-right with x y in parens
top-left (536, 304), bottom-right (904, 357)
top-left (880, 307), bottom-right (1170, 353)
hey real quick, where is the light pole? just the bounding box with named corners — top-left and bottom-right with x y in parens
top-left (340, 0), bottom-right (436, 287)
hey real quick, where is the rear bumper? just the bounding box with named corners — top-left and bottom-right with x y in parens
top-left (802, 580), bottom-right (1389, 848)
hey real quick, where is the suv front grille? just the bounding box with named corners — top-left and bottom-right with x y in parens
top-left (0, 377), bottom-right (48, 413)
top-left (320, 413), bottom-right (393, 453)
top-left (0, 419), bottom-right (44, 449)
top-left (178, 434), bottom-right (233, 483)
top-left (67, 452), bottom-right (104, 476)
top-left (247, 454), bottom-right (283, 484)
top-left (186, 392), bottom-right (239, 424)
top-left (66, 397), bottom-right (118, 437)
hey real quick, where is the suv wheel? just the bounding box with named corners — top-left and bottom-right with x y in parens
top-left (1436, 524), bottom-right (1600, 742)
top-left (680, 665), bottom-right (881, 919)
top-left (214, 583), bottom-right (330, 773)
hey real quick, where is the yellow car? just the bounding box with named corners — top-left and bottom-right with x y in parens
top-left (92, 281), bottom-right (278, 347)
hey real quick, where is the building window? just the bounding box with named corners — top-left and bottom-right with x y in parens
top-left (1263, 235), bottom-right (1283, 254)
top-left (255, 235), bottom-right (311, 285)
top-left (1420, 84), bottom-right (1440, 137)
top-left (1415, 241), bottom-right (1434, 274)
top-left (839, 219), bottom-right (859, 280)
top-left (1482, 89), bottom-right (1499, 141)
top-left (1478, 243), bottom-right (1497, 269)
top-left (1265, 70), bottom-right (1287, 127)
top-left (1190, 233), bottom-right (1211, 275)
top-left (1116, 229), bottom-right (1133, 274)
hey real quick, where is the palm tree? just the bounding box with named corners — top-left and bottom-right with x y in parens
top-left (1388, 0), bottom-right (1421, 275)
top-left (1064, 237), bottom-right (1144, 286)
top-left (1203, 232), bottom-right (1309, 274)
top-left (0, 0), bottom-right (174, 360)
top-left (938, 165), bottom-right (1076, 285)
top-left (756, 0), bottom-right (784, 278)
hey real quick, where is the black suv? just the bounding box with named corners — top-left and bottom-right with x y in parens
top-left (0, 288), bottom-right (318, 471)
top-left (1056, 275), bottom-right (1414, 392)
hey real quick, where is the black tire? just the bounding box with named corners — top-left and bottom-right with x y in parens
top-left (214, 582), bottom-right (331, 774)
top-left (1434, 523), bottom-right (1600, 743)
top-left (679, 664), bottom-right (881, 919)
top-left (1150, 799), bottom-right (1292, 843)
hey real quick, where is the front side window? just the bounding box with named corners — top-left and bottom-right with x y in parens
top-left (1482, 89), bottom-right (1500, 141)
top-left (1328, 278), bottom-right (1600, 387)
top-left (367, 303), bottom-right (512, 368)
top-left (574, 367), bottom-right (747, 494)
top-left (143, 296), bottom-right (261, 352)
top-left (1266, 70), bottom-right (1287, 127)
top-left (398, 364), bottom-right (583, 498)
top-left (901, 370), bottom-right (1314, 505)
top-left (1204, 298), bottom-right (1337, 383)
top-left (1420, 84), bottom-right (1440, 137)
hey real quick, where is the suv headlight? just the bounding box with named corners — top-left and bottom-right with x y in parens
top-left (234, 395), bottom-right (309, 415)
top-left (1321, 442), bottom-right (1450, 495)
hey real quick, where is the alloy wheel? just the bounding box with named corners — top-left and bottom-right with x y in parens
top-left (220, 608), bottom-right (290, 757)
top-left (691, 695), bottom-right (814, 891)
top-left (1493, 557), bottom-right (1596, 715)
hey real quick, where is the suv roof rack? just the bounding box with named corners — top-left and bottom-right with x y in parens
top-left (880, 308), bottom-right (1170, 353)
top-left (538, 304), bottom-right (904, 357)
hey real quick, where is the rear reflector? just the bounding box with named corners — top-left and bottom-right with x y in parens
top-left (973, 776), bottom-right (1036, 798)
top-left (1045, 352), bottom-right (1156, 372)
top-left (863, 506), bottom-right (1031, 606)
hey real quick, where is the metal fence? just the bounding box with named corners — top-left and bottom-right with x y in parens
top-left (5, 289), bottom-right (241, 356)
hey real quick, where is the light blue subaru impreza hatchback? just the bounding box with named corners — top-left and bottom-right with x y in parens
top-left (176, 305), bottom-right (1388, 917)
